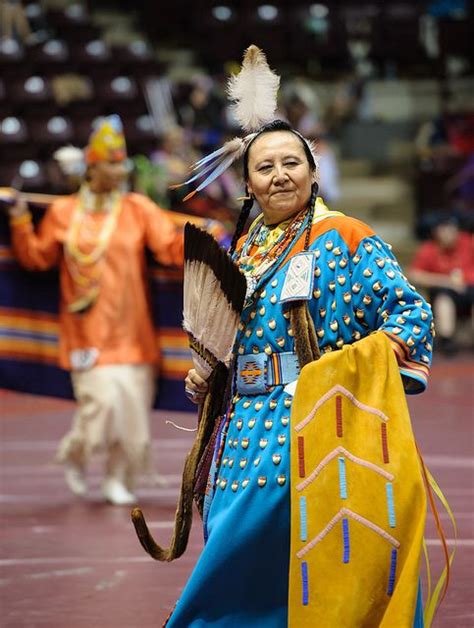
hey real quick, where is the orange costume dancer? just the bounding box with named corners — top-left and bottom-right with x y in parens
top-left (8, 116), bottom-right (183, 504)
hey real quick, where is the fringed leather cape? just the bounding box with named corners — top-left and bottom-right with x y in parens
top-left (288, 331), bottom-right (425, 626)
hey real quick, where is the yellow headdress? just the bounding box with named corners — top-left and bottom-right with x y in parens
top-left (85, 115), bottom-right (127, 164)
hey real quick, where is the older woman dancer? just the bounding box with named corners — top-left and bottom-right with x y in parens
top-left (176, 115), bottom-right (432, 626)
top-left (158, 46), bottom-right (436, 628)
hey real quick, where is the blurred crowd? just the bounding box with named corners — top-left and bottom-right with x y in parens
top-left (1, 0), bottom-right (473, 354)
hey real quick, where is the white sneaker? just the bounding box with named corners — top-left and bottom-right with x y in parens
top-left (102, 478), bottom-right (137, 505)
top-left (64, 465), bottom-right (87, 496)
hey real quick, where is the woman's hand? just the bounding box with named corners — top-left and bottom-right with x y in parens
top-left (184, 369), bottom-right (208, 404)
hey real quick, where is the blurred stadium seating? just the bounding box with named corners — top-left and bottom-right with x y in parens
top-left (0, 0), bottom-right (471, 261)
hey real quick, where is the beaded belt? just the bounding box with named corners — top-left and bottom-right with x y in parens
top-left (236, 351), bottom-right (300, 395)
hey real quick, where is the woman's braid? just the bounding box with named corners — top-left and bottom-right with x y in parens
top-left (304, 182), bottom-right (319, 251)
top-left (229, 196), bottom-right (254, 257)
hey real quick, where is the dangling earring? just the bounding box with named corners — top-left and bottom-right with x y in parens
top-left (236, 193), bottom-right (253, 202)
top-left (236, 186), bottom-right (253, 202)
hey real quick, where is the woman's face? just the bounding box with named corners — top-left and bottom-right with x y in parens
top-left (246, 131), bottom-right (315, 225)
top-left (88, 160), bottom-right (127, 193)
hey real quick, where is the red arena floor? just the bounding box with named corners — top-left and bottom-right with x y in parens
top-left (1, 355), bottom-right (473, 627)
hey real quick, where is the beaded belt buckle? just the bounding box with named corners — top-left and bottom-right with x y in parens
top-left (236, 352), bottom-right (301, 395)
top-left (236, 353), bottom-right (267, 395)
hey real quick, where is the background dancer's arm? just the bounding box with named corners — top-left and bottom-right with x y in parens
top-left (139, 194), bottom-right (184, 267)
top-left (8, 197), bottom-right (62, 271)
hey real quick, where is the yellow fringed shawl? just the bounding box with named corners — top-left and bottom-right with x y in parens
top-left (289, 332), bottom-right (426, 627)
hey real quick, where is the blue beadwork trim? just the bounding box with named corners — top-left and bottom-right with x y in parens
top-left (342, 517), bottom-right (350, 563)
top-left (387, 548), bottom-right (398, 596)
top-left (301, 561), bottom-right (309, 605)
top-left (338, 456), bottom-right (347, 499)
top-left (386, 482), bottom-right (396, 528)
top-left (300, 496), bottom-right (308, 542)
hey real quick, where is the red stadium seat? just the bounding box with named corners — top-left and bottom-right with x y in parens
top-left (0, 38), bottom-right (33, 80)
top-left (10, 76), bottom-right (58, 117)
top-left (123, 114), bottom-right (157, 155)
top-left (0, 79), bottom-right (10, 118)
top-left (95, 76), bottom-right (139, 102)
top-left (111, 41), bottom-right (159, 77)
top-left (123, 114), bottom-right (156, 140)
top-left (73, 39), bottom-right (111, 64)
top-left (10, 76), bottom-right (53, 104)
top-left (0, 38), bottom-right (24, 65)
top-left (74, 116), bottom-right (99, 145)
top-left (122, 114), bottom-right (157, 154)
top-left (46, 4), bottom-right (99, 42)
top-left (95, 76), bottom-right (146, 117)
top-left (65, 99), bottom-right (103, 123)
top-left (70, 40), bottom-right (117, 79)
top-left (29, 39), bottom-right (71, 75)
top-left (17, 159), bottom-right (47, 190)
top-left (113, 40), bottom-right (153, 64)
top-left (0, 117), bottom-right (35, 161)
top-left (29, 116), bottom-right (75, 146)
top-left (0, 117), bottom-right (28, 144)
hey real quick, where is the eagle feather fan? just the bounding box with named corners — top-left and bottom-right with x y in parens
top-left (183, 223), bottom-right (247, 379)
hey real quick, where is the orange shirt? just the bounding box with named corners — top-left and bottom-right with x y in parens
top-left (10, 192), bottom-right (184, 370)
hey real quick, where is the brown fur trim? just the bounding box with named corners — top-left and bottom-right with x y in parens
top-left (290, 301), bottom-right (320, 367)
top-left (131, 363), bottom-right (228, 561)
top-left (304, 302), bottom-right (321, 361)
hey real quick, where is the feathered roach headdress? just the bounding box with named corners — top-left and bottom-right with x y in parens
top-left (171, 45), bottom-right (317, 201)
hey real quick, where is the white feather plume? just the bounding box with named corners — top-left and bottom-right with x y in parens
top-left (227, 45), bottom-right (280, 132)
top-left (306, 138), bottom-right (320, 179)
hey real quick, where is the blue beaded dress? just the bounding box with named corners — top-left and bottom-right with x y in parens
top-left (167, 200), bottom-right (432, 627)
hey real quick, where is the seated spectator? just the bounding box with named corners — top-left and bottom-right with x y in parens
top-left (409, 213), bottom-right (473, 355)
top-left (315, 130), bottom-right (341, 206)
top-left (142, 125), bottom-right (198, 208)
top-left (283, 93), bottom-right (319, 138)
top-left (1, 0), bottom-right (31, 43)
top-left (151, 126), bottom-right (196, 187)
top-left (177, 77), bottom-right (224, 153)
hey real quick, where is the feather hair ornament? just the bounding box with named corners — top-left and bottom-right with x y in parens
top-left (168, 45), bottom-right (320, 202)
top-left (227, 44), bottom-right (280, 132)
top-left (169, 135), bottom-right (255, 202)
top-left (182, 222), bottom-right (247, 378)
top-left (169, 44), bottom-right (279, 201)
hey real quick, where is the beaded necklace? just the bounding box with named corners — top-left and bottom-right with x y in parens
top-left (65, 184), bottom-right (121, 266)
top-left (64, 184), bottom-right (122, 313)
top-left (236, 209), bottom-right (307, 297)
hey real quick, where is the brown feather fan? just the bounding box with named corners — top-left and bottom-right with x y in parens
top-left (131, 224), bottom-right (246, 562)
top-left (182, 222), bottom-right (247, 379)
